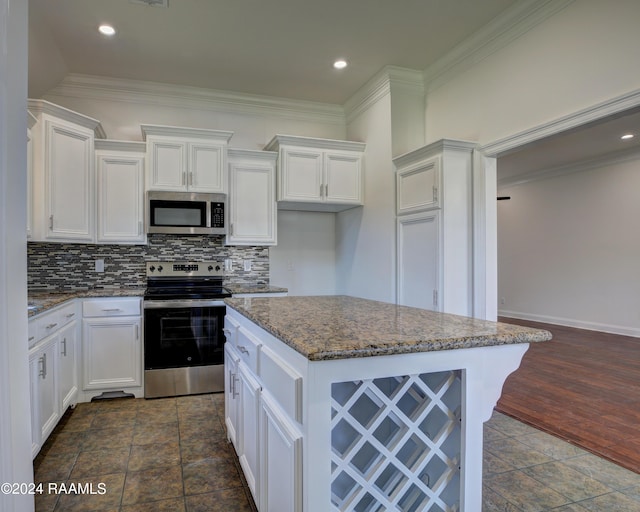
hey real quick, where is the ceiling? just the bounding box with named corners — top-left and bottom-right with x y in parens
top-left (28, 0), bottom-right (640, 178)
top-left (497, 108), bottom-right (640, 185)
top-left (28, 0), bottom-right (518, 104)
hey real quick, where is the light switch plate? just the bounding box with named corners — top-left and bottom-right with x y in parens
top-left (95, 259), bottom-right (105, 273)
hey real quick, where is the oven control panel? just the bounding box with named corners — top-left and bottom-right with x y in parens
top-left (146, 261), bottom-right (224, 277)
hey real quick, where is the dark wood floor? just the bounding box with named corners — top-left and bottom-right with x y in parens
top-left (496, 317), bottom-right (640, 474)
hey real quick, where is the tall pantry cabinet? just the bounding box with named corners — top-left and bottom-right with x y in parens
top-left (394, 140), bottom-right (475, 316)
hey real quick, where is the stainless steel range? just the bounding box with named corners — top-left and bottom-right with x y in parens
top-left (143, 261), bottom-right (231, 398)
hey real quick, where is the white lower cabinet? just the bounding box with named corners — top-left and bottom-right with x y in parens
top-left (57, 321), bottom-right (78, 411)
top-left (28, 300), bottom-right (80, 458)
top-left (29, 336), bottom-right (59, 458)
top-left (82, 298), bottom-right (142, 395)
top-left (224, 342), bottom-right (240, 446)
top-left (238, 363), bottom-right (261, 500)
top-left (224, 313), bottom-right (303, 512)
top-left (259, 393), bottom-right (303, 512)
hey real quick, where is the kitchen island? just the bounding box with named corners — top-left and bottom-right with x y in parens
top-left (223, 295), bottom-right (551, 512)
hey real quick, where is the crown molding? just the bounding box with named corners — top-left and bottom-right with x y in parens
top-left (140, 124), bottom-right (233, 142)
top-left (45, 73), bottom-right (346, 126)
top-left (497, 144), bottom-right (640, 190)
top-left (423, 0), bottom-right (575, 93)
top-left (480, 88), bottom-right (640, 157)
top-left (392, 138), bottom-right (476, 167)
top-left (264, 134), bottom-right (365, 152)
top-left (28, 98), bottom-right (107, 138)
top-left (228, 148), bottom-right (278, 161)
top-left (344, 66), bottom-right (424, 124)
top-left (94, 139), bottom-right (146, 152)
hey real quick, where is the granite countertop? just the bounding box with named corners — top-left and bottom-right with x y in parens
top-left (224, 283), bottom-right (288, 295)
top-left (225, 295), bottom-right (552, 361)
top-left (28, 288), bottom-right (146, 317)
top-left (28, 283), bottom-right (287, 317)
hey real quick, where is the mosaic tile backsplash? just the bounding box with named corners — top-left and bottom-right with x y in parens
top-left (28, 234), bottom-right (269, 291)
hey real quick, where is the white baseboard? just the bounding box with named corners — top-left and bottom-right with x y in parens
top-left (498, 309), bottom-right (640, 338)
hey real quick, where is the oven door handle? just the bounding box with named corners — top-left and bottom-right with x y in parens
top-left (143, 299), bottom-right (227, 309)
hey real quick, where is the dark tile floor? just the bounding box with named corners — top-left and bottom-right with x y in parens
top-left (33, 393), bottom-right (257, 512)
top-left (32, 395), bottom-right (640, 511)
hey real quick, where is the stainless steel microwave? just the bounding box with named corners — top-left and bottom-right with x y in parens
top-left (146, 191), bottom-right (227, 235)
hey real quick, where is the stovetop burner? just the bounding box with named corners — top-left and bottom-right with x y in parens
top-left (144, 261), bottom-right (231, 300)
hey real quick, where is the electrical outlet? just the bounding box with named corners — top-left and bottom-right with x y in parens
top-left (243, 260), bottom-right (252, 272)
top-left (500, 297), bottom-right (506, 305)
top-left (224, 259), bottom-right (233, 271)
top-left (95, 259), bottom-right (105, 273)
top-left (286, 260), bottom-right (295, 272)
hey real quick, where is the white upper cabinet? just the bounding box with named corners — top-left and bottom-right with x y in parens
top-left (28, 100), bottom-right (105, 243)
top-left (396, 155), bottom-right (441, 215)
top-left (27, 111), bottom-right (37, 239)
top-left (141, 125), bottom-right (233, 193)
top-left (265, 135), bottom-right (365, 212)
top-left (95, 140), bottom-right (146, 244)
top-left (227, 149), bottom-right (277, 246)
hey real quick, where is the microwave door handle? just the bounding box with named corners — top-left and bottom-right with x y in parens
top-left (206, 202), bottom-right (211, 228)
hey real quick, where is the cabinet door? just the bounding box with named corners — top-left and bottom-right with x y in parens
top-left (58, 321), bottom-right (78, 411)
top-left (27, 126), bottom-right (33, 239)
top-left (228, 160), bottom-right (277, 245)
top-left (279, 148), bottom-right (323, 203)
top-left (260, 393), bottom-right (302, 512)
top-left (324, 151), bottom-right (363, 205)
top-left (45, 118), bottom-right (94, 241)
top-left (147, 139), bottom-right (187, 190)
top-left (189, 143), bottom-right (226, 193)
top-left (396, 155), bottom-right (441, 215)
top-left (97, 152), bottom-right (145, 243)
top-left (35, 337), bottom-right (60, 445)
top-left (397, 211), bottom-right (441, 311)
top-left (238, 363), bottom-right (261, 501)
top-left (82, 317), bottom-right (142, 390)
top-left (28, 353), bottom-right (41, 458)
top-left (224, 343), bottom-right (240, 447)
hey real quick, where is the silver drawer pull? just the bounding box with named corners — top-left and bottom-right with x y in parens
top-left (61, 337), bottom-right (67, 357)
top-left (28, 336), bottom-right (35, 341)
top-left (46, 323), bottom-right (58, 329)
top-left (102, 308), bottom-right (122, 312)
top-left (237, 345), bottom-right (249, 355)
top-left (65, 313), bottom-right (75, 318)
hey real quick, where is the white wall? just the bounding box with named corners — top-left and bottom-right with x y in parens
top-left (497, 150), bottom-right (640, 336)
top-left (1, 0), bottom-right (34, 510)
top-left (269, 211), bottom-right (336, 295)
top-left (337, 92), bottom-right (395, 302)
top-left (424, 0), bottom-right (640, 146)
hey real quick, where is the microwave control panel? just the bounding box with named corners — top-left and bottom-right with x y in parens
top-left (211, 202), bottom-right (225, 229)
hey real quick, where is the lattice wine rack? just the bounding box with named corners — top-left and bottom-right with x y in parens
top-left (331, 370), bottom-right (462, 511)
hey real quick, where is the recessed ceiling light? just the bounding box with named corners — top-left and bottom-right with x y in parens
top-left (621, 133), bottom-right (634, 140)
top-left (98, 24), bottom-right (116, 36)
top-left (333, 59), bottom-right (348, 70)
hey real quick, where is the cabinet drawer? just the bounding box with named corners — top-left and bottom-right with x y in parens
top-left (260, 345), bottom-right (302, 422)
top-left (224, 315), bottom-right (239, 346)
top-left (83, 298), bottom-right (141, 317)
top-left (236, 327), bottom-right (261, 374)
top-left (28, 321), bottom-right (37, 348)
top-left (32, 301), bottom-right (78, 346)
